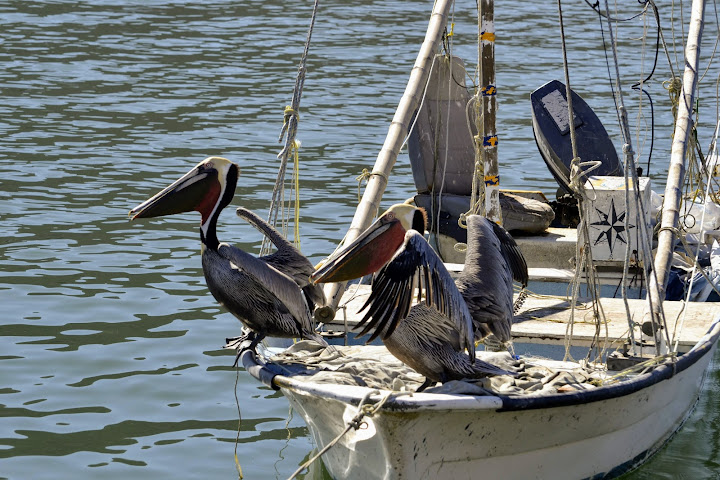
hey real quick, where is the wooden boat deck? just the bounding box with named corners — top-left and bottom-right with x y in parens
top-left (325, 284), bottom-right (720, 353)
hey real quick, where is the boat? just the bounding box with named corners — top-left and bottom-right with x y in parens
top-left (237, 0), bottom-right (720, 478)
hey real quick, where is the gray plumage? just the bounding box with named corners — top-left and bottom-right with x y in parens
top-left (129, 157), bottom-right (328, 352)
top-left (456, 215), bottom-right (528, 343)
top-left (383, 304), bottom-right (512, 386)
top-left (356, 214), bottom-right (527, 389)
top-left (236, 207), bottom-right (326, 311)
top-left (202, 208), bottom-right (326, 347)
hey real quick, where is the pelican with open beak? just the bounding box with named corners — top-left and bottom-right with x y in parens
top-left (312, 203), bottom-right (527, 390)
top-left (129, 156), bottom-right (327, 354)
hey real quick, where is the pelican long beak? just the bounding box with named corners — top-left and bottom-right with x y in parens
top-left (129, 157), bottom-right (230, 221)
top-left (311, 212), bottom-right (407, 284)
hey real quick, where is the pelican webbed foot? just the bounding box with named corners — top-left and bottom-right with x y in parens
top-left (223, 330), bottom-right (264, 367)
top-left (415, 377), bottom-right (436, 392)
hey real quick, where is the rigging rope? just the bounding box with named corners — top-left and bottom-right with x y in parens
top-left (261, 0), bottom-right (320, 255)
top-left (594, 0), bottom-right (672, 356)
top-left (587, 0), bottom-right (672, 176)
top-left (698, 0), bottom-right (720, 84)
top-left (556, 0), bottom-right (610, 365)
top-left (469, 0), bottom-right (486, 220)
top-left (285, 389), bottom-right (408, 480)
top-left (430, 5), bottom-right (457, 241)
top-left (673, 121), bottom-right (720, 351)
top-left (658, 0), bottom-right (720, 352)
top-left (356, 168), bottom-right (390, 204)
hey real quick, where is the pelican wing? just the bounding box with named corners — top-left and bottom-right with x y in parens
top-left (402, 304), bottom-right (463, 350)
top-left (356, 230), bottom-right (475, 360)
top-left (489, 220), bottom-right (529, 287)
top-left (236, 207), bottom-right (326, 308)
top-left (458, 216), bottom-right (527, 343)
top-left (217, 243), bottom-right (314, 333)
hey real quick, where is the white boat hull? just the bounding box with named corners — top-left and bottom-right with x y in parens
top-left (274, 324), bottom-right (719, 480)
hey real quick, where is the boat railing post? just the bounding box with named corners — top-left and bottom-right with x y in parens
top-left (479, 0), bottom-right (502, 224)
top-left (648, 0), bottom-right (705, 350)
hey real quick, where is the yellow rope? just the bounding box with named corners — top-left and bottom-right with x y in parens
top-left (263, 104), bottom-right (305, 254)
top-left (284, 105), bottom-right (298, 119)
top-left (278, 105), bottom-right (299, 142)
top-left (291, 139), bottom-right (301, 249)
top-left (355, 168), bottom-right (389, 203)
top-left (234, 453), bottom-right (243, 479)
top-left (663, 77), bottom-right (683, 119)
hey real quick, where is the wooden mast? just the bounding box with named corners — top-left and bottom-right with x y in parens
top-left (316, 0), bottom-right (455, 320)
top-left (479, 0), bottom-right (502, 223)
top-left (648, 0), bottom-right (705, 332)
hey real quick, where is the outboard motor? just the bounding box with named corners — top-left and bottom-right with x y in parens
top-left (530, 80), bottom-right (621, 226)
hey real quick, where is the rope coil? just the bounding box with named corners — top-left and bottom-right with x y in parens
top-left (356, 168), bottom-right (389, 202)
top-left (262, 0), bottom-right (320, 255)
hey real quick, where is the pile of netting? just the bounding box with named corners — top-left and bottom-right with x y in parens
top-left (258, 341), bottom-right (605, 396)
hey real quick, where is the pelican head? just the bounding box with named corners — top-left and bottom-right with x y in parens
top-left (129, 156), bottom-right (239, 249)
top-left (129, 156), bottom-right (238, 222)
top-left (311, 203), bottom-right (427, 284)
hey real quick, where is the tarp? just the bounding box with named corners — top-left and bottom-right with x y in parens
top-left (263, 341), bottom-right (603, 396)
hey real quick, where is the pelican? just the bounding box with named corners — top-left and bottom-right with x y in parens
top-left (311, 203), bottom-right (527, 390)
top-left (129, 156), bottom-right (327, 354)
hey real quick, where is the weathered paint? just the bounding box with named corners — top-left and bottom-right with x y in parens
top-left (279, 335), bottom-right (717, 479)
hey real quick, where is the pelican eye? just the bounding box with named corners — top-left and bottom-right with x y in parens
top-left (412, 209), bottom-right (426, 233)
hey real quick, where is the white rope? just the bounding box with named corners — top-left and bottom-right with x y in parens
top-left (674, 147), bottom-right (719, 352)
top-left (400, 55), bottom-right (439, 153)
top-left (285, 389), bottom-right (407, 480)
top-left (557, 0), bottom-right (611, 364)
top-left (261, 0), bottom-right (320, 255)
top-left (432, 8), bottom-right (456, 240)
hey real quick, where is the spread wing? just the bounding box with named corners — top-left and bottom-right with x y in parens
top-left (490, 219), bottom-right (529, 287)
top-left (355, 230), bottom-right (475, 361)
top-left (236, 207), bottom-right (326, 309)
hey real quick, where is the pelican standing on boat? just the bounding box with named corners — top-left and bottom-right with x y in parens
top-left (129, 156), bottom-right (327, 353)
top-left (311, 203), bottom-right (527, 390)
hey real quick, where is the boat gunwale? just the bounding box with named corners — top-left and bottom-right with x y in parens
top-left (241, 314), bottom-right (720, 412)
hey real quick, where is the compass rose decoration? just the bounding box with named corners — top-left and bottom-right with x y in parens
top-left (589, 198), bottom-right (635, 259)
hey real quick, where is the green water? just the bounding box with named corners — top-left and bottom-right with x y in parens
top-left (1, 1), bottom-right (719, 478)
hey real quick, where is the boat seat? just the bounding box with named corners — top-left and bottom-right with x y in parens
top-left (414, 191), bottom-right (555, 240)
top-left (408, 54), bottom-right (477, 196)
top-left (407, 54), bottom-right (554, 241)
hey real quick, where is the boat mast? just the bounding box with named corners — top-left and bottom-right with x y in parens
top-left (317, 0), bottom-right (455, 320)
top-left (648, 0), bottom-right (705, 332)
top-left (478, 0), bottom-right (502, 223)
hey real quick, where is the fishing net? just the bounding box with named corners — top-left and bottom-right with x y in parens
top-left (259, 340), bottom-right (604, 396)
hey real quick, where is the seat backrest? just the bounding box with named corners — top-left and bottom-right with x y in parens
top-left (407, 55), bottom-right (477, 196)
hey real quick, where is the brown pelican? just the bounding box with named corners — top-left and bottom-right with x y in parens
top-left (311, 203), bottom-right (527, 390)
top-left (129, 156), bottom-right (327, 354)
